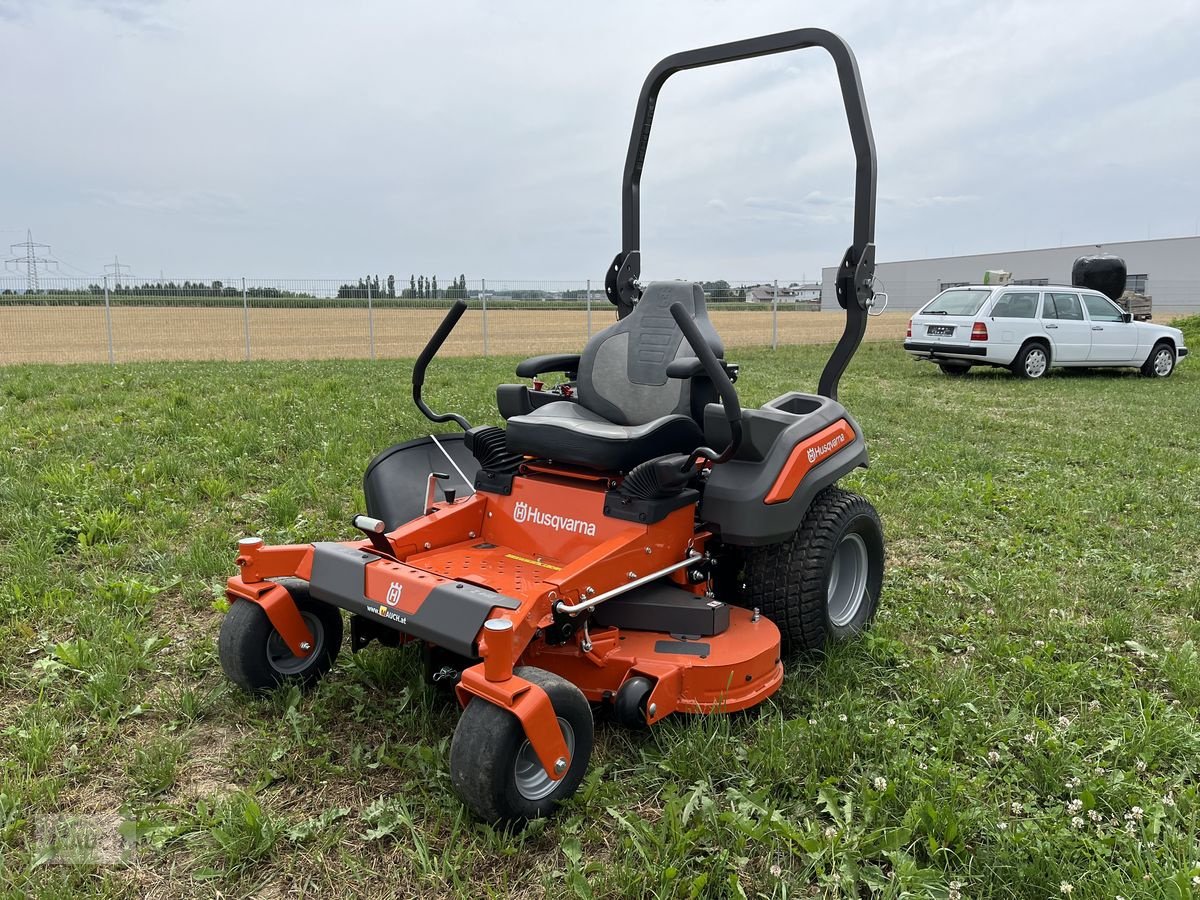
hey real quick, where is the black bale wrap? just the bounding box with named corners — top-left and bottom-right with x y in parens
top-left (1071, 255), bottom-right (1127, 302)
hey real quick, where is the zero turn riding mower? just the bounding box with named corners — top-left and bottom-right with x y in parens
top-left (219, 28), bottom-right (885, 824)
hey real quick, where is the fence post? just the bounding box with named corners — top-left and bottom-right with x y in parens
top-left (366, 278), bottom-right (375, 360)
top-left (242, 277), bottom-right (251, 361)
top-left (586, 278), bottom-right (592, 338)
top-left (102, 275), bottom-right (115, 365)
top-left (481, 277), bottom-right (489, 357)
top-left (771, 279), bottom-right (779, 351)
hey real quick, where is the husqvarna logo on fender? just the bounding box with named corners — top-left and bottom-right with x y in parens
top-left (385, 582), bottom-right (403, 607)
top-left (512, 500), bottom-right (597, 536)
top-left (806, 432), bottom-right (847, 465)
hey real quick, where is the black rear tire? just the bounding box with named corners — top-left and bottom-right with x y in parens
top-left (219, 580), bottom-right (343, 694)
top-left (740, 487), bottom-right (884, 656)
top-left (449, 667), bottom-right (593, 824)
top-left (1140, 341), bottom-right (1175, 378)
top-left (938, 363), bottom-right (971, 376)
top-left (1011, 342), bottom-right (1050, 379)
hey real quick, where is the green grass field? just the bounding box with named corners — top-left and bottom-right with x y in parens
top-left (1, 326), bottom-right (1199, 899)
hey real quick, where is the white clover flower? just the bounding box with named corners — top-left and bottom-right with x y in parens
top-left (1024, 733), bottom-right (1036, 744)
top-left (1088, 699), bottom-right (1101, 712)
top-left (986, 607), bottom-right (995, 616)
top-left (769, 864), bottom-right (782, 878)
top-left (808, 718), bottom-right (817, 725)
top-left (1060, 881), bottom-right (1073, 895)
top-left (1087, 809), bottom-right (1102, 822)
top-left (1066, 776), bottom-right (1082, 789)
top-left (987, 750), bottom-right (1000, 764)
top-left (1130, 806), bottom-right (1143, 821)
top-left (873, 776), bottom-right (888, 790)
top-left (838, 713), bottom-right (848, 723)
top-left (824, 825), bottom-right (837, 838)
top-left (1067, 798), bottom-right (1083, 814)
top-left (1071, 816), bottom-right (1085, 829)
top-left (918, 762), bottom-right (928, 770)
top-left (1094, 766), bottom-right (1105, 776)
top-left (1164, 792), bottom-right (1176, 808)
top-left (1135, 759), bottom-right (1147, 773)
top-left (1034, 640), bottom-right (1046, 648)
top-left (997, 821), bottom-right (1008, 831)
top-left (1057, 715), bottom-right (1071, 730)
top-left (1011, 801), bottom-right (1023, 815)
top-left (1191, 875), bottom-right (1200, 888)
top-left (886, 717), bottom-right (896, 727)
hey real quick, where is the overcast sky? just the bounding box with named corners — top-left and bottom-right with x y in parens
top-left (2, 0), bottom-right (1198, 283)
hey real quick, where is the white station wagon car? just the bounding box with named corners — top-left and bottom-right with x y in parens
top-left (904, 286), bottom-right (1188, 379)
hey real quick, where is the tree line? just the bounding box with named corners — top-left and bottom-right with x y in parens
top-left (335, 274), bottom-right (469, 300)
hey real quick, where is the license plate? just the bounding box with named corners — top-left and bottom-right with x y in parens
top-left (927, 325), bottom-right (954, 336)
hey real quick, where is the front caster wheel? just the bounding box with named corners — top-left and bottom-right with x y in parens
top-left (741, 487), bottom-right (884, 656)
top-left (218, 579), bottom-right (343, 694)
top-left (450, 667), bottom-right (594, 824)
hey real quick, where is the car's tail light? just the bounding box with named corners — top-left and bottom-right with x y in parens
top-left (971, 322), bottom-right (988, 341)
top-left (906, 319), bottom-right (912, 338)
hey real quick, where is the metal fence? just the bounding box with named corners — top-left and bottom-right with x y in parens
top-left (1, 275), bottom-right (908, 365)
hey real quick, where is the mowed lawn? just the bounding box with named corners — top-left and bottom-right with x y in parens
top-left (1, 326), bottom-right (1199, 899)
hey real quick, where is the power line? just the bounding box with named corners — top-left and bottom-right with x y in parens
top-left (4, 229), bottom-right (58, 292)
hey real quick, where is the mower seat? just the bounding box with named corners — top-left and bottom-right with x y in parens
top-left (505, 281), bottom-right (723, 471)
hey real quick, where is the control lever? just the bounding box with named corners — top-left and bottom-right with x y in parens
top-left (668, 302), bottom-right (742, 468)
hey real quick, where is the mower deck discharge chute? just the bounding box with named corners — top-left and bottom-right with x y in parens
top-left (219, 27), bottom-right (885, 824)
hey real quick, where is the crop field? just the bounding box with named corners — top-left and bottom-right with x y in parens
top-left (0, 306), bottom-right (911, 364)
top-left (1, 319), bottom-right (1198, 899)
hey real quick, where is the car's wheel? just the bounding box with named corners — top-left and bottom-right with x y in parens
top-left (449, 667), bottom-right (593, 824)
top-left (1140, 342), bottom-right (1175, 378)
top-left (739, 487), bottom-right (884, 656)
top-left (219, 580), bottom-right (343, 693)
top-left (1011, 342), bottom-right (1050, 380)
top-left (938, 362), bottom-right (971, 376)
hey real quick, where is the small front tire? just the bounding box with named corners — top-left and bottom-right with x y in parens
top-left (1140, 342), bottom-right (1175, 378)
top-left (450, 667), bottom-right (594, 824)
top-left (1011, 342), bottom-right (1050, 380)
top-left (219, 581), bottom-right (343, 694)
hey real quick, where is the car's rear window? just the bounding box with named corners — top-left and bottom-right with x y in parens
top-left (922, 289), bottom-right (991, 316)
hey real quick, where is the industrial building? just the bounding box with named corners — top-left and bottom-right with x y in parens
top-left (820, 235), bottom-right (1200, 312)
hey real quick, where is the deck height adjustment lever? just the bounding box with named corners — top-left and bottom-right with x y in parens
top-left (425, 472), bottom-right (451, 515)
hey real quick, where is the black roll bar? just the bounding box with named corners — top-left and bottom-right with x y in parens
top-left (611, 28), bottom-right (878, 400)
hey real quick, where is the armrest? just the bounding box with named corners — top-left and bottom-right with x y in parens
top-left (665, 357), bottom-right (705, 379)
top-left (667, 357), bottom-right (740, 381)
top-left (515, 353), bottom-right (581, 378)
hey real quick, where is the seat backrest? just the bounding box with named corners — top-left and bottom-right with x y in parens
top-left (577, 281), bottom-right (723, 426)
